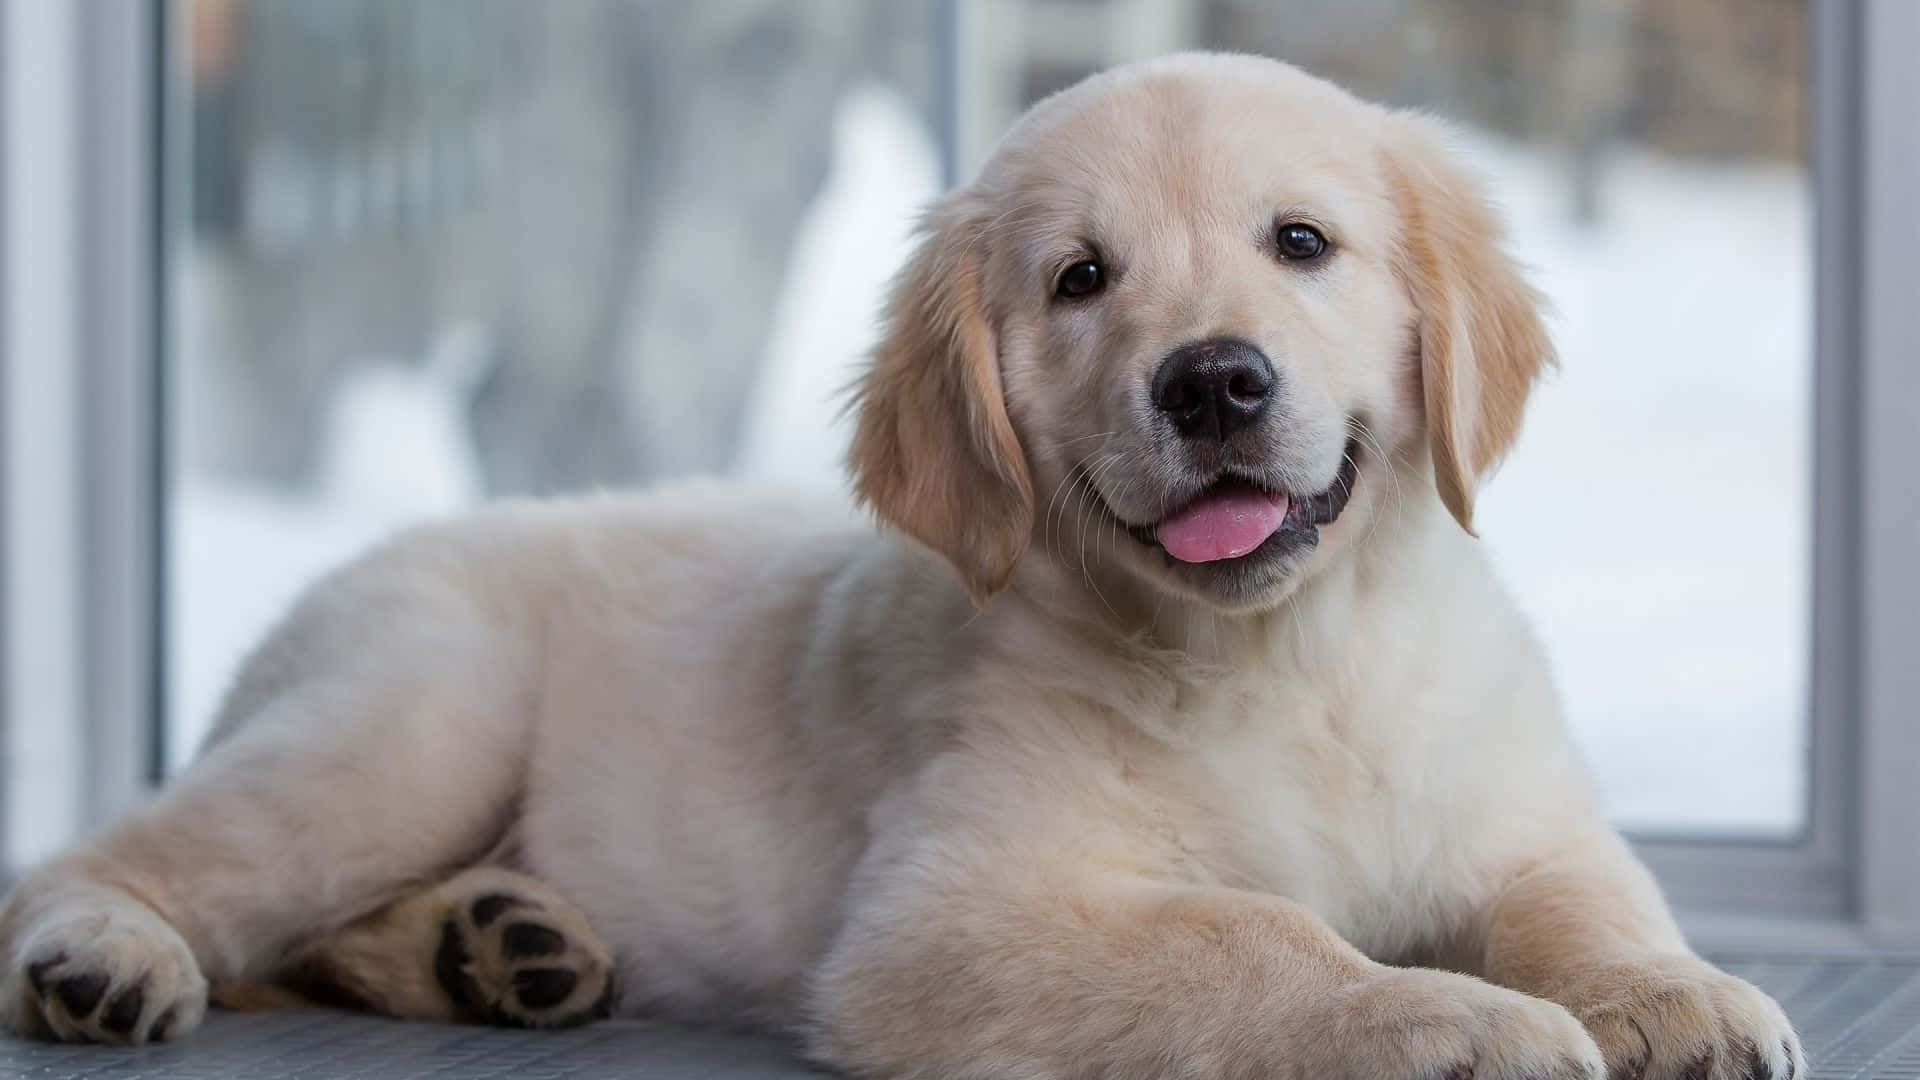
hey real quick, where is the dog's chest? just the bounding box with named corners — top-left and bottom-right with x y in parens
top-left (1161, 680), bottom-right (1486, 957)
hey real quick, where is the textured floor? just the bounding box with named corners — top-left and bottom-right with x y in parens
top-left (0, 953), bottom-right (1915, 1078)
top-left (1717, 953), bottom-right (1920, 1079)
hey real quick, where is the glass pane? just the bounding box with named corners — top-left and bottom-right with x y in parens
top-left (166, 0), bottom-right (945, 764)
top-left (169, 0), bottom-right (1811, 838)
top-left (970, 0), bottom-right (1809, 835)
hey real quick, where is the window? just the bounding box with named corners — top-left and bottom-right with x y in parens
top-left (5, 0), bottom-right (1915, 937)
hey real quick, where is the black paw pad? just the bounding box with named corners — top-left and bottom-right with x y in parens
top-left (511, 968), bottom-right (576, 1010)
top-left (149, 1005), bottom-right (177, 1042)
top-left (589, 977), bottom-right (616, 1020)
top-left (469, 893), bottom-right (525, 930)
top-left (501, 922), bottom-right (565, 959)
top-left (25, 951), bottom-right (67, 995)
top-left (100, 983), bottom-right (144, 1034)
top-left (434, 921), bottom-right (484, 1013)
top-left (54, 971), bottom-right (109, 1017)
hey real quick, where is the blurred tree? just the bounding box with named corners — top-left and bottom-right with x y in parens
top-left (179, 0), bottom-right (937, 495)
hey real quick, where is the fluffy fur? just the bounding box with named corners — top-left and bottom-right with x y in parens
top-left (0, 54), bottom-right (1800, 1079)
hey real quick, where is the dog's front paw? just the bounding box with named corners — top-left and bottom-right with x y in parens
top-left (1553, 955), bottom-right (1801, 1079)
top-left (1307, 968), bottom-right (1604, 1080)
top-left (3, 901), bottom-right (207, 1044)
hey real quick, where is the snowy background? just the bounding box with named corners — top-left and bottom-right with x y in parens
top-left (169, 81), bottom-right (1810, 836)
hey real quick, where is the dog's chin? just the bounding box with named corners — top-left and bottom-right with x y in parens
top-left (1097, 441), bottom-right (1362, 613)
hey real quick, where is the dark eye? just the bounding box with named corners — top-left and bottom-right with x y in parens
top-left (1056, 259), bottom-right (1104, 299)
top-left (1276, 222), bottom-right (1328, 261)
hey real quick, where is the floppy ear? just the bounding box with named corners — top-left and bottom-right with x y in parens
top-left (847, 194), bottom-right (1034, 610)
top-left (1384, 118), bottom-right (1555, 534)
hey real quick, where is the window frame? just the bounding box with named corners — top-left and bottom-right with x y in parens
top-left (1629, 0), bottom-right (1863, 930)
top-left (0, 0), bottom-right (160, 873)
top-left (5, 0), bottom-right (1912, 941)
top-left (1632, 0), bottom-right (1920, 945)
top-left (75, 0), bottom-right (166, 829)
top-left (1852, 0), bottom-right (1920, 946)
top-left (0, 0), bottom-right (12, 866)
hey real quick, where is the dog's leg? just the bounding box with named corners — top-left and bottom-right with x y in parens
top-left (809, 855), bottom-right (1606, 1079)
top-left (0, 616), bottom-right (537, 1044)
top-left (1477, 830), bottom-right (1804, 1080)
top-left (222, 865), bottom-right (614, 1029)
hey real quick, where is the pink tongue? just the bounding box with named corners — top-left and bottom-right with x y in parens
top-left (1156, 488), bottom-right (1290, 563)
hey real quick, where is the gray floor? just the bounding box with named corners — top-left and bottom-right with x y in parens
top-left (0, 954), bottom-right (1915, 1079)
top-left (0, 1012), bottom-right (826, 1079)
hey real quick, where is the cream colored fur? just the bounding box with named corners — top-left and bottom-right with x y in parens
top-left (0, 54), bottom-right (1799, 1079)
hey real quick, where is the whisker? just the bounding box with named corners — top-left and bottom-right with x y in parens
top-left (1071, 457), bottom-right (1116, 555)
top-left (1073, 453), bottom-right (1130, 620)
top-left (1067, 449), bottom-right (1113, 553)
top-left (1344, 416), bottom-right (1402, 557)
top-left (1071, 482), bottom-right (1121, 620)
top-left (1043, 464), bottom-right (1082, 563)
top-left (1045, 449), bottom-right (1117, 566)
top-left (1097, 471), bottom-right (1138, 570)
top-left (1054, 430), bottom-right (1119, 448)
top-left (1116, 480), bottom-right (1135, 565)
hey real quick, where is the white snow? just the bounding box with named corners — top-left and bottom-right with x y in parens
top-left (730, 87), bottom-right (943, 487)
top-left (313, 323), bottom-right (493, 517)
top-left (1469, 137), bottom-right (1810, 834)
top-left (170, 91), bottom-right (1811, 835)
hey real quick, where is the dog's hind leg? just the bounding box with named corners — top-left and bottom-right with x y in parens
top-left (0, 558), bottom-right (546, 1044)
top-left (219, 865), bottom-right (615, 1029)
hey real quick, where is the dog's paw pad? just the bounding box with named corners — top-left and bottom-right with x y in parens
top-left (468, 893), bottom-right (524, 930)
top-left (501, 922), bottom-right (565, 959)
top-left (510, 967), bottom-right (576, 1010)
top-left (25, 951), bottom-right (68, 996)
top-left (148, 1005), bottom-right (179, 1042)
top-left (435, 883), bottom-right (613, 1029)
top-left (51, 970), bottom-right (109, 1018)
top-left (99, 984), bottom-right (144, 1034)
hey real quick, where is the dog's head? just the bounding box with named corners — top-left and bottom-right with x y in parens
top-left (849, 54), bottom-right (1551, 614)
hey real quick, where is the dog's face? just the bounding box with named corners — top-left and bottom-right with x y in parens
top-left (851, 54), bottom-right (1551, 615)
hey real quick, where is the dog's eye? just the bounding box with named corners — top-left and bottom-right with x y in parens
top-left (1275, 222), bottom-right (1328, 261)
top-left (1055, 260), bottom-right (1105, 299)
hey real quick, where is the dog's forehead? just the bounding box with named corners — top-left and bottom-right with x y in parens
top-left (988, 63), bottom-right (1390, 241)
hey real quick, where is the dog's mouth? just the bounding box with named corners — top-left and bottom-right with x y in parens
top-left (1117, 439), bottom-right (1361, 565)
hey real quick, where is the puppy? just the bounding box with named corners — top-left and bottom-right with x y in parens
top-left (1, 54), bottom-right (1800, 1079)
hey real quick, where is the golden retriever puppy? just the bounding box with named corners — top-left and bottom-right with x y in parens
top-left (0, 54), bottom-right (1800, 1079)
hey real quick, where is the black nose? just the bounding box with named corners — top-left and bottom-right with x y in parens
top-left (1151, 338), bottom-right (1276, 442)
